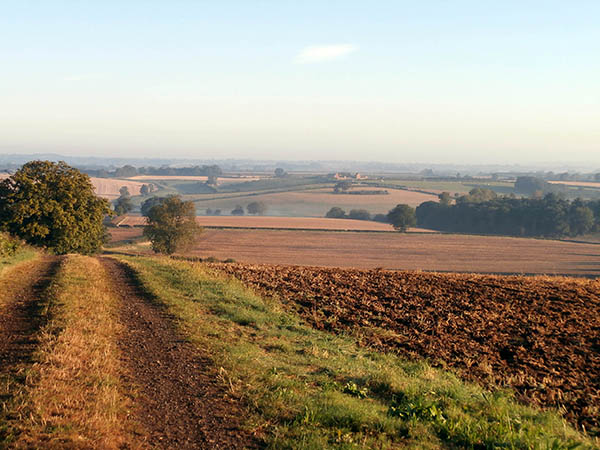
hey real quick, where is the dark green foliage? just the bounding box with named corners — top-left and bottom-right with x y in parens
top-left (141, 196), bottom-right (167, 217)
top-left (247, 201), bottom-right (267, 215)
top-left (274, 168), bottom-right (287, 177)
top-left (0, 161), bottom-right (112, 254)
top-left (348, 209), bottom-right (371, 221)
top-left (143, 196), bottom-right (201, 255)
top-left (115, 165), bottom-right (137, 178)
top-left (325, 207), bottom-right (346, 218)
top-left (0, 232), bottom-right (20, 257)
top-left (387, 204), bottom-right (417, 232)
top-left (113, 196), bottom-right (133, 215)
top-left (416, 193), bottom-right (600, 237)
top-left (231, 205), bottom-right (244, 216)
top-left (333, 181), bottom-right (352, 193)
top-left (373, 213), bottom-right (389, 223)
top-left (119, 186), bottom-right (130, 197)
top-left (515, 176), bottom-right (549, 195)
top-left (140, 184), bottom-right (150, 196)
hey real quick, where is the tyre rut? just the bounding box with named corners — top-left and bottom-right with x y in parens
top-left (0, 256), bottom-right (62, 434)
top-left (100, 257), bottom-right (259, 449)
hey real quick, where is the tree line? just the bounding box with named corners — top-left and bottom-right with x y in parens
top-left (417, 189), bottom-right (600, 237)
top-left (86, 164), bottom-right (223, 179)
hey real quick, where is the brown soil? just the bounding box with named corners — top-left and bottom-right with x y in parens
top-left (183, 229), bottom-right (600, 276)
top-left (0, 256), bottom-right (61, 436)
top-left (100, 258), bottom-right (260, 449)
top-left (212, 262), bottom-right (600, 435)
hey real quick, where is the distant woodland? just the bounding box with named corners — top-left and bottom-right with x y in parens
top-left (417, 189), bottom-right (600, 238)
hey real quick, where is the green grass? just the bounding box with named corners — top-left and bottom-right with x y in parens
top-left (117, 256), bottom-right (596, 449)
top-left (0, 246), bottom-right (37, 275)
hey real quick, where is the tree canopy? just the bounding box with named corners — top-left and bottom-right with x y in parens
top-left (387, 204), bottom-right (416, 232)
top-left (143, 196), bottom-right (201, 255)
top-left (247, 201), bottom-right (267, 215)
top-left (0, 160), bottom-right (112, 254)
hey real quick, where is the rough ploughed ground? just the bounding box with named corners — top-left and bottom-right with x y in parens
top-left (100, 258), bottom-right (259, 449)
top-left (212, 262), bottom-right (600, 435)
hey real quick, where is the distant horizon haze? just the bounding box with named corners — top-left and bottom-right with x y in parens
top-left (1, 1), bottom-right (599, 166)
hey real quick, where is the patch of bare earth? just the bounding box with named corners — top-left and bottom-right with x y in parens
top-left (0, 256), bottom-right (61, 438)
top-left (100, 258), bottom-right (259, 449)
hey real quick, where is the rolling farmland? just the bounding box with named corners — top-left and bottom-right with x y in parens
top-left (113, 215), bottom-right (411, 231)
top-left (188, 186), bottom-right (438, 216)
top-left (211, 262), bottom-right (600, 433)
top-left (187, 229), bottom-right (599, 276)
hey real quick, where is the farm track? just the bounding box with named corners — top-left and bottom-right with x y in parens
top-left (100, 258), bottom-right (258, 449)
top-left (211, 262), bottom-right (600, 435)
top-left (0, 256), bottom-right (61, 435)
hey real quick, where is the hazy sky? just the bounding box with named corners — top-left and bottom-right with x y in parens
top-left (1, 1), bottom-right (599, 165)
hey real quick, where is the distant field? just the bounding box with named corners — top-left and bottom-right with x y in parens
top-left (379, 179), bottom-right (515, 195)
top-left (112, 215), bottom-right (426, 232)
top-left (89, 178), bottom-right (147, 199)
top-left (0, 174), bottom-right (145, 200)
top-left (549, 180), bottom-right (600, 189)
top-left (188, 187), bottom-right (438, 216)
top-left (139, 228), bottom-right (599, 276)
top-left (127, 175), bottom-right (262, 183)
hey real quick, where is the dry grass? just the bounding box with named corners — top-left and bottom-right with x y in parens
top-left (11, 255), bottom-right (138, 449)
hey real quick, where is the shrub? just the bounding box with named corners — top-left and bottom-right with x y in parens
top-left (0, 232), bottom-right (20, 257)
top-left (348, 209), bottom-right (371, 221)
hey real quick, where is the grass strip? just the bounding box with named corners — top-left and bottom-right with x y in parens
top-left (10, 255), bottom-right (137, 448)
top-left (120, 255), bottom-right (595, 449)
top-left (0, 246), bottom-right (37, 277)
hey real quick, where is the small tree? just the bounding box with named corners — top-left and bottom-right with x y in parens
top-left (231, 205), bottom-right (244, 215)
top-left (274, 168), bottom-right (287, 177)
top-left (140, 184), bottom-right (150, 195)
top-left (0, 160), bottom-right (112, 254)
top-left (143, 196), bottom-right (201, 255)
top-left (247, 201), bottom-right (267, 215)
top-left (325, 207), bottom-right (346, 218)
top-left (119, 186), bottom-right (131, 197)
top-left (387, 204), bottom-right (416, 232)
top-left (114, 196), bottom-right (133, 215)
top-left (333, 181), bottom-right (352, 193)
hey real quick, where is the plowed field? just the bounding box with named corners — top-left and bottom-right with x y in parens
top-left (210, 262), bottom-right (600, 434)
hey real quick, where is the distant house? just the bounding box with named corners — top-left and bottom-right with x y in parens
top-left (331, 172), bottom-right (367, 180)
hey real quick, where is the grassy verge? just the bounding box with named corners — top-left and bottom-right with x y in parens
top-left (119, 255), bottom-right (595, 449)
top-left (7, 255), bottom-right (137, 448)
top-left (0, 246), bottom-right (37, 276)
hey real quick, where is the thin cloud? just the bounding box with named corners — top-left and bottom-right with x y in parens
top-left (294, 44), bottom-right (357, 64)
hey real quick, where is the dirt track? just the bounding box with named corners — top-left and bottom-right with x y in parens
top-left (100, 258), bottom-right (258, 449)
top-left (0, 257), bottom-right (61, 438)
top-left (212, 262), bottom-right (600, 435)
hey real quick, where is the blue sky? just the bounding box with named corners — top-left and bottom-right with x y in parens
top-left (1, 1), bottom-right (599, 165)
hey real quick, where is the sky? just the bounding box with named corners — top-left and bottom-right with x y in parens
top-left (1, 1), bottom-right (599, 165)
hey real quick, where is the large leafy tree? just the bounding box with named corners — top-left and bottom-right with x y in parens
top-left (0, 160), bottom-right (112, 254)
top-left (143, 195), bottom-right (202, 254)
top-left (387, 204), bottom-right (416, 232)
